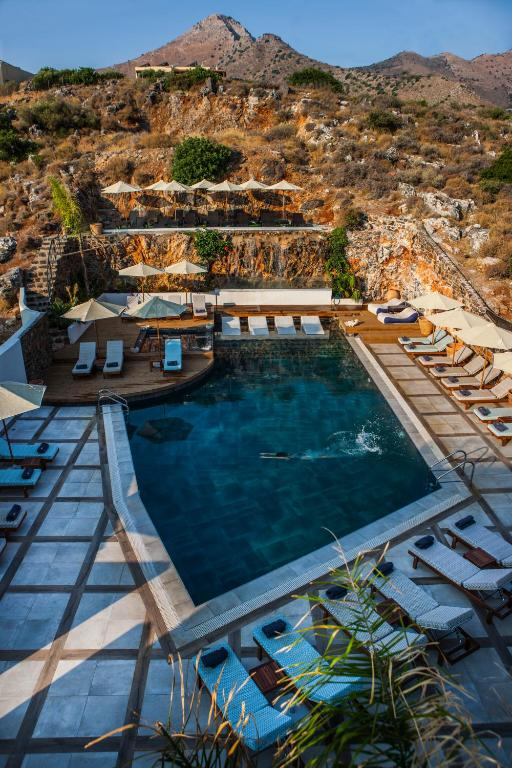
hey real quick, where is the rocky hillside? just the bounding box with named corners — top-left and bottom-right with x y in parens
top-left (108, 14), bottom-right (512, 107)
top-left (0, 64), bottom-right (511, 316)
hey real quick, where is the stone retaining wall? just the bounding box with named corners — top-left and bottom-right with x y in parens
top-left (20, 312), bottom-right (52, 381)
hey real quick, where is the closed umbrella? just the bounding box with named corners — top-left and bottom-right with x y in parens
top-left (0, 382), bottom-right (46, 460)
top-left (126, 295), bottom-right (187, 353)
top-left (63, 298), bottom-right (124, 349)
top-left (269, 180), bottom-right (302, 219)
top-left (118, 263), bottom-right (163, 301)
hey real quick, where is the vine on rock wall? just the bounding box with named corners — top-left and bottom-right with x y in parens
top-left (325, 226), bottom-right (361, 300)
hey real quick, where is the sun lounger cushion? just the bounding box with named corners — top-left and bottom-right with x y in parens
top-left (455, 515), bottom-right (475, 530)
top-left (197, 644), bottom-right (299, 752)
top-left (254, 616), bottom-right (364, 703)
top-left (6, 504), bottom-right (21, 522)
top-left (202, 647), bottom-right (228, 668)
top-left (262, 619), bottom-right (286, 638)
top-left (301, 316), bottom-right (325, 335)
top-left (414, 535), bottom-right (434, 550)
top-left (325, 585), bottom-right (348, 600)
top-left (475, 407), bottom-right (512, 423)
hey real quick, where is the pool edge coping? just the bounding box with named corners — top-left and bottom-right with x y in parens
top-left (103, 338), bottom-right (472, 653)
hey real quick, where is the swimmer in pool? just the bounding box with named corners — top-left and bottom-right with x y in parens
top-left (260, 451), bottom-right (291, 459)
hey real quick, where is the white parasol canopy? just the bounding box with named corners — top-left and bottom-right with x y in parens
top-left (63, 298), bottom-right (124, 348)
top-left (456, 323), bottom-right (512, 351)
top-left (239, 178), bottom-right (269, 190)
top-left (164, 259), bottom-right (207, 275)
top-left (0, 382), bottom-right (46, 460)
top-left (145, 181), bottom-right (173, 191)
top-left (409, 292), bottom-right (462, 312)
top-left (425, 308), bottom-right (488, 330)
top-left (118, 263), bottom-right (164, 300)
top-left (269, 180), bottom-right (302, 218)
top-left (208, 180), bottom-right (242, 192)
top-left (190, 179), bottom-right (214, 190)
top-left (102, 181), bottom-right (141, 194)
top-left (126, 295), bottom-right (187, 351)
top-left (167, 180), bottom-right (190, 192)
top-left (493, 352), bottom-right (512, 375)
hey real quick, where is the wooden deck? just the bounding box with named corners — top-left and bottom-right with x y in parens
top-left (44, 315), bottom-right (214, 404)
top-left (337, 309), bottom-right (420, 344)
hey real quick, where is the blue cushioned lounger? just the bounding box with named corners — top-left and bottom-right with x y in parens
top-left (197, 644), bottom-right (301, 752)
top-left (253, 616), bottom-right (365, 704)
top-left (0, 439), bottom-right (58, 467)
top-left (0, 468), bottom-right (42, 497)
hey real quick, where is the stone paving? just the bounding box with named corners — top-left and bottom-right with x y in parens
top-left (1, 345), bottom-right (512, 764)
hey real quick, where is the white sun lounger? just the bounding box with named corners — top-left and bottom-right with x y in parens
top-left (453, 377), bottom-right (512, 409)
top-left (103, 340), bottom-right (124, 376)
top-left (487, 421), bottom-right (512, 445)
top-left (399, 329), bottom-right (446, 346)
top-left (162, 338), bottom-right (182, 373)
top-left (377, 308), bottom-right (419, 324)
top-left (301, 316), bottom-right (325, 335)
top-left (368, 298), bottom-right (405, 316)
top-left (72, 342), bottom-right (96, 377)
top-left (409, 536), bottom-right (512, 622)
top-left (404, 335), bottom-right (453, 355)
top-left (440, 367), bottom-right (500, 390)
top-left (473, 405), bottom-right (512, 422)
top-left (274, 316), bottom-right (296, 336)
top-left (192, 294), bottom-right (208, 318)
top-left (222, 316), bottom-right (241, 336)
top-left (248, 316), bottom-right (269, 336)
top-left (445, 516), bottom-right (512, 567)
top-left (420, 346), bottom-right (474, 370)
top-left (370, 562), bottom-right (474, 634)
top-left (426, 352), bottom-right (483, 376)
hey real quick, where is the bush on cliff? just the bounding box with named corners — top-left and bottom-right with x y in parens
top-left (172, 136), bottom-right (232, 185)
top-left (138, 66), bottom-right (221, 92)
top-left (480, 147), bottom-right (512, 187)
top-left (325, 226), bottom-right (361, 300)
top-left (193, 229), bottom-right (232, 265)
top-left (288, 67), bottom-right (344, 93)
top-left (367, 110), bottom-right (402, 133)
top-left (0, 108), bottom-right (37, 163)
top-left (32, 66), bottom-right (123, 90)
top-left (20, 99), bottom-right (100, 137)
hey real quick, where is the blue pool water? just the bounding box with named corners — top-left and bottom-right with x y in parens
top-left (128, 339), bottom-right (434, 604)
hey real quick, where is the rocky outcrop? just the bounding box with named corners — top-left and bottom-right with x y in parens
top-left (399, 184), bottom-right (475, 220)
top-left (0, 236), bottom-right (16, 264)
top-left (0, 267), bottom-right (21, 304)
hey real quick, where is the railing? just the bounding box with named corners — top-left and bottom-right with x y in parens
top-left (98, 389), bottom-right (129, 414)
top-left (430, 449), bottom-right (476, 487)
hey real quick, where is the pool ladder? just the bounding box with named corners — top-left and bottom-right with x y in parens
top-left (97, 389), bottom-right (129, 415)
top-left (429, 449), bottom-right (476, 487)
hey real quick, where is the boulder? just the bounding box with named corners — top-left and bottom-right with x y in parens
top-left (0, 236), bottom-right (16, 264)
top-left (463, 224), bottom-right (489, 253)
top-left (419, 191), bottom-right (474, 220)
top-left (300, 199), bottom-right (324, 212)
top-left (0, 267), bottom-right (21, 303)
top-left (423, 217), bottom-right (461, 243)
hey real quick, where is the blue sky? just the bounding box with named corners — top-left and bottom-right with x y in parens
top-left (1, 0), bottom-right (511, 72)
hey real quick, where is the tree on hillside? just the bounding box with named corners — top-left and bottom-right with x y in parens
top-left (48, 176), bottom-right (90, 295)
top-left (171, 136), bottom-right (233, 185)
top-left (288, 67), bottom-right (344, 93)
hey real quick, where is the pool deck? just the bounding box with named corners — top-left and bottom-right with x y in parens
top-left (2, 331), bottom-right (512, 763)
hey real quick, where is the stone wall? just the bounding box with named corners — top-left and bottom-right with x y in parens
top-left (20, 313), bottom-right (52, 382)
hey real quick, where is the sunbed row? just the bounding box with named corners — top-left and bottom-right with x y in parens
top-left (72, 338), bottom-right (184, 377)
top-left (222, 315), bottom-right (325, 337)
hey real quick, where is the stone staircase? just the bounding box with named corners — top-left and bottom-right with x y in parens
top-left (23, 236), bottom-right (66, 312)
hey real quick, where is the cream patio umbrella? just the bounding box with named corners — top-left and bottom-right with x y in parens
top-left (190, 179), bottom-right (214, 190)
top-left (409, 292), bottom-right (462, 312)
top-left (493, 352), bottom-right (512, 376)
top-left (209, 180), bottom-right (242, 221)
top-left (240, 178), bottom-right (268, 218)
top-left (144, 181), bottom-right (173, 192)
top-left (166, 181), bottom-right (191, 221)
top-left (63, 298), bottom-right (124, 349)
top-left (269, 180), bottom-right (303, 219)
top-left (455, 323), bottom-right (512, 385)
top-left (0, 382), bottom-right (46, 461)
top-left (164, 259), bottom-right (207, 275)
top-left (101, 181), bottom-right (141, 194)
top-left (425, 308), bottom-right (489, 361)
top-left (118, 262), bottom-right (163, 301)
top-left (126, 295), bottom-right (188, 353)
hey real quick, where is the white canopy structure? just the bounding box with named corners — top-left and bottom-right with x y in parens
top-left (164, 259), bottom-right (207, 275)
top-left (101, 181), bottom-right (141, 194)
top-left (269, 180), bottom-right (303, 217)
top-left (145, 181), bottom-right (173, 191)
top-left (208, 180), bottom-right (242, 192)
top-left (425, 309), bottom-right (488, 330)
top-left (190, 179), bottom-right (214, 190)
top-left (0, 382), bottom-right (46, 460)
top-left (409, 292), bottom-right (462, 312)
top-left (118, 263), bottom-right (164, 300)
top-left (166, 181), bottom-right (190, 192)
top-left (63, 298), bottom-right (124, 348)
top-left (239, 178), bottom-right (269, 190)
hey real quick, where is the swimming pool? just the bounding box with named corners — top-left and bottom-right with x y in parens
top-left (128, 338), bottom-right (435, 604)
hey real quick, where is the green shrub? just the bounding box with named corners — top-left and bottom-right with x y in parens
top-left (138, 66), bottom-right (221, 92)
top-left (479, 106), bottom-right (509, 120)
top-left (288, 67), bottom-right (344, 93)
top-left (0, 108), bottom-right (13, 131)
top-left (193, 229), bottom-right (232, 264)
top-left (172, 136), bottom-right (232, 185)
top-left (343, 207), bottom-right (367, 230)
top-left (0, 129), bottom-right (37, 163)
top-left (480, 147), bottom-right (512, 185)
top-left (367, 110), bottom-right (402, 132)
top-left (325, 226), bottom-right (360, 299)
top-left (20, 99), bottom-right (99, 136)
top-left (32, 66), bottom-right (123, 90)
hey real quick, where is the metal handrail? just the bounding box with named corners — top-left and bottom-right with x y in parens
top-left (98, 389), bottom-right (129, 413)
top-left (430, 449), bottom-right (467, 471)
top-left (435, 459), bottom-right (475, 487)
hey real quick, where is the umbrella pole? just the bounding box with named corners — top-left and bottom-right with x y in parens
top-left (2, 419), bottom-right (14, 461)
top-left (94, 320), bottom-right (100, 352)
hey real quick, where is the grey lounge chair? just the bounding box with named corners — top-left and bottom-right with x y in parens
top-left (0, 439), bottom-right (59, 468)
top-left (275, 316), bottom-right (296, 336)
top-left (103, 340), bottom-right (124, 376)
top-left (419, 344), bottom-right (473, 368)
top-left (453, 377), bottom-right (512, 409)
top-left (426, 353), bottom-right (483, 377)
top-left (445, 516), bottom-right (512, 567)
top-left (0, 504), bottom-right (27, 532)
top-left (320, 589), bottom-right (427, 656)
top-left (409, 536), bottom-right (512, 623)
top-left (253, 615), bottom-right (366, 703)
top-left (404, 335), bottom-right (453, 355)
top-left (222, 316), bottom-right (241, 336)
top-left (196, 644), bottom-right (301, 752)
top-left (487, 420), bottom-right (512, 445)
top-left (72, 342), bottom-right (96, 377)
top-left (0, 467), bottom-right (42, 497)
top-left (248, 316), bottom-right (269, 336)
top-left (399, 328), bottom-right (446, 346)
top-left (301, 316), bottom-right (325, 336)
top-left (473, 405), bottom-right (512, 422)
top-left (369, 561), bottom-right (477, 663)
top-left (440, 366), bottom-right (500, 390)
